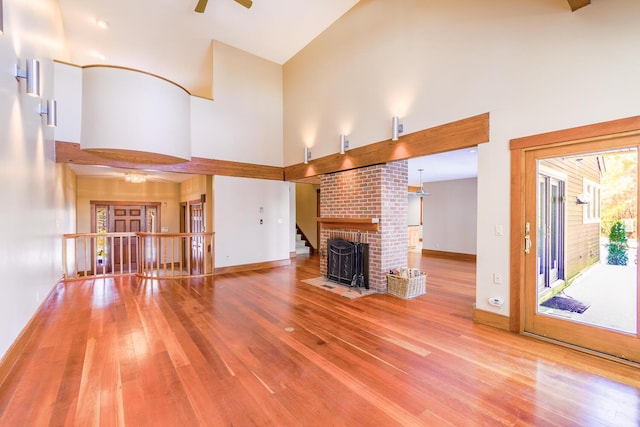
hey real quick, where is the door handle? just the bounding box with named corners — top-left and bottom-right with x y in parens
top-left (524, 234), bottom-right (532, 254)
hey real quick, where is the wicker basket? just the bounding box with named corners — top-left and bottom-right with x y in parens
top-left (386, 273), bottom-right (427, 299)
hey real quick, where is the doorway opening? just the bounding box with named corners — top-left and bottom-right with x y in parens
top-left (511, 116), bottom-right (640, 363)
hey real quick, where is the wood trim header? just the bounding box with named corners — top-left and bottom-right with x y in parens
top-left (316, 217), bottom-right (380, 232)
top-left (55, 141), bottom-right (284, 181)
top-left (510, 115), bottom-right (640, 151)
top-left (284, 113), bottom-right (489, 181)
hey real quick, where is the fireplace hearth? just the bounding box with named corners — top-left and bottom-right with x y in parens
top-left (327, 238), bottom-right (369, 290)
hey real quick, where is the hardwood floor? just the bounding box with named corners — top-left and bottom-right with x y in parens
top-left (1, 254), bottom-right (639, 426)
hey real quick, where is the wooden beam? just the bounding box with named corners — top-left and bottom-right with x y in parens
top-left (567, 0), bottom-right (590, 12)
top-left (284, 113), bottom-right (490, 181)
top-left (57, 112), bottom-right (489, 183)
top-left (55, 141), bottom-right (284, 181)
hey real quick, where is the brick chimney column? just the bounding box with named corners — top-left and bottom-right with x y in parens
top-left (319, 161), bottom-right (408, 293)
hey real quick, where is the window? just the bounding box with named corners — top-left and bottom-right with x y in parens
top-left (96, 205), bottom-right (108, 264)
top-left (582, 178), bottom-right (601, 224)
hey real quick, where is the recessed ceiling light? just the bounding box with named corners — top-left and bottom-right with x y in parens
top-left (96, 19), bottom-right (109, 29)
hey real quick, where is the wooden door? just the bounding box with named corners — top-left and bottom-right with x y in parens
top-left (190, 201), bottom-right (204, 275)
top-left (112, 206), bottom-right (142, 272)
top-left (523, 138), bottom-right (640, 363)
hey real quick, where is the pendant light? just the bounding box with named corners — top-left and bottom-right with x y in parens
top-left (413, 168), bottom-right (430, 196)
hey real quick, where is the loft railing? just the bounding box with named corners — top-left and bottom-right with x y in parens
top-left (137, 232), bottom-right (214, 278)
top-left (63, 232), bottom-right (215, 280)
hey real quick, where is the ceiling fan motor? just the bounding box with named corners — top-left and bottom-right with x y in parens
top-left (195, 0), bottom-right (253, 13)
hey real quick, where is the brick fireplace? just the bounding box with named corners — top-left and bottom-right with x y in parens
top-left (319, 161), bottom-right (408, 293)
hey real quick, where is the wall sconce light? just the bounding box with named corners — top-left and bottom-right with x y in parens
top-left (392, 116), bottom-right (404, 141)
top-left (304, 147), bottom-right (312, 164)
top-left (125, 173), bottom-right (147, 183)
top-left (340, 134), bottom-right (350, 154)
top-left (15, 58), bottom-right (40, 97)
top-left (576, 192), bottom-right (592, 205)
top-left (39, 99), bottom-right (57, 127)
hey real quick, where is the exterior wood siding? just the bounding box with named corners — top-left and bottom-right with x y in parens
top-left (540, 156), bottom-right (601, 282)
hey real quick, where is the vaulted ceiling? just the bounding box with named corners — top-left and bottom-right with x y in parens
top-left (57, 0), bottom-right (360, 97)
top-left (56, 0), bottom-right (589, 97)
top-left (55, 0), bottom-right (590, 185)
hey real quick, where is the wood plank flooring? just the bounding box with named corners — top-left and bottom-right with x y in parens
top-left (1, 254), bottom-right (639, 426)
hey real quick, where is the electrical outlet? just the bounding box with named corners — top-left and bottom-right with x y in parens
top-left (493, 273), bottom-right (503, 284)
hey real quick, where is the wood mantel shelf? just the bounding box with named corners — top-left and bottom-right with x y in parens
top-left (316, 217), bottom-right (380, 232)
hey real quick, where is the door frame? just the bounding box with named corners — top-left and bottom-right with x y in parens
top-left (510, 115), bottom-right (640, 335)
top-left (90, 200), bottom-right (162, 270)
top-left (90, 201), bottom-right (162, 234)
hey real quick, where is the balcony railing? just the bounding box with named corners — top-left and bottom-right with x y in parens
top-left (63, 232), bottom-right (215, 280)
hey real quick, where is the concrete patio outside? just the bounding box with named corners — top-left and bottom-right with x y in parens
top-left (539, 241), bottom-right (637, 334)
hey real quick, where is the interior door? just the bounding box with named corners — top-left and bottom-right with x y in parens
top-left (524, 138), bottom-right (640, 362)
top-left (112, 206), bottom-right (142, 272)
top-left (190, 201), bottom-right (204, 275)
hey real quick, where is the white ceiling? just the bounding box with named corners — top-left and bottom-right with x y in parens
top-left (408, 149), bottom-right (478, 186)
top-left (58, 0), bottom-right (360, 93)
top-left (67, 164), bottom-right (194, 183)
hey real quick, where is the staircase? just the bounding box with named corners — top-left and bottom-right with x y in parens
top-left (295, 225), bottom-right (313, 255)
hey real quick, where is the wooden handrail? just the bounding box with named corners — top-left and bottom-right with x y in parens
top-left (63, 232), bottom-right (215, 280)
top-left (137, 232), bottom-right (215, 279)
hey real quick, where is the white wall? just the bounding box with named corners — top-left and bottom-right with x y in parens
top-left (422, 179), bottom-right (477, 255)
top-left (53, 62), bottom-right (82, 143)
top-left (81, 67), bottom-right (191, 162)
top-left (214, 176), bottom-right (290, 267)
top-left (289, 182), bottom-right (297, 254)
top-left (283, 0), bottom-right (640, 317)
top-left (0, 0), bottom-right (72, 358)
top-left (54, 41), bottom-right (283, 168)
top-left (191, 41), bottom-right (283, 167)
top-left (408, 195), bottom-right (421, 226)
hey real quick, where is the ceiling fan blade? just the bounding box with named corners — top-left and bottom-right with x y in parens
top-left (195, 0), bottom-right (208, 13)
top-left (235, 0), bottom-right (253, 8)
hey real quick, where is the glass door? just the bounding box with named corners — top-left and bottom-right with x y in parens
top-left (524, 138), bottom-right (640, 362)
top-left (537, 174), bottom-right (565, 290)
